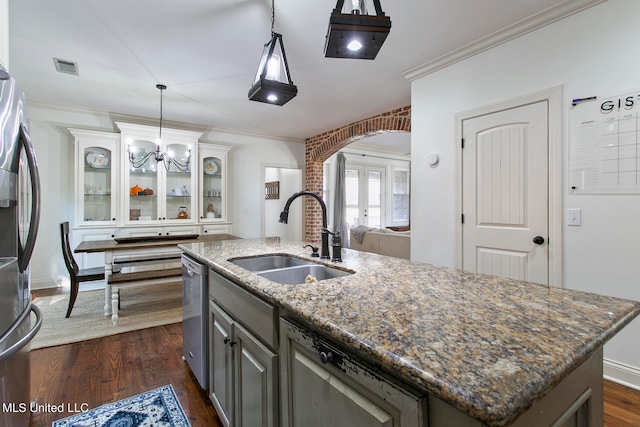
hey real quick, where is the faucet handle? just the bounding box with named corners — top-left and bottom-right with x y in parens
top-left (303, 244), bottom-right (320, 257)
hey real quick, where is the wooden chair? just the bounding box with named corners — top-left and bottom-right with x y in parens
top-left (60, 222), bottom-right (105, 318)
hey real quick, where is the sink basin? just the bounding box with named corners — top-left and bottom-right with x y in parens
top-left (229, 255), bottom-right (313, 272)
top-left (228, 254), bottom-right (353, 284)
top-left (258, 264), bottom-right (353, 285)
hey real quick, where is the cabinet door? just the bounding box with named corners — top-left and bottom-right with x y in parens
top-left (71, 228), bottom-right (118, 270)
top-left (199, 145), bottom-right (230, 222)
top-left (125, 137), bottom-right (161, 223)
top-left (118, 122), bottom-right (201, 225)
top-left (210, 301), bottom-right (235, 427)
top-left (163, 140), bottom-right (196, 223)
top-left (202, 224), bottom-right (232, 235)
top-left (280, 318), bottom-right (426, 427)
top-left (234, 323), bottom-right (278, 427)
top-left (70, 129), bottom-right (119, 226)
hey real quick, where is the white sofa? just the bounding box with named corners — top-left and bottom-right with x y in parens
top-left (349, 227), bottom-right (410, 260)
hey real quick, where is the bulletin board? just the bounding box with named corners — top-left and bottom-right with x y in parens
top-left (569, 90), bottom-right (640, 194)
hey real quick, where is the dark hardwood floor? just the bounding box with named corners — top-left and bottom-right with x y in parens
top-left (29, 322), bottom-right (223, 427)
top-left (29, 287), bottom-right (222, 427)
top-left (29, 289), bottom-right (640, 426)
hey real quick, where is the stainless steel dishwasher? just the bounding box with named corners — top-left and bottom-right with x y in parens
top-left (181, 254), bottom-right (208, 389)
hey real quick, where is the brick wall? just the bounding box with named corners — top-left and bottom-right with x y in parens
top-left (304, 105), bottom-right (411, 243)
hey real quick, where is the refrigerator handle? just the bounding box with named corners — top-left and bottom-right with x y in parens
top-left (17, 123), bottom-right (41, 272)
top-left (0, 303), bottom-right (42, 363)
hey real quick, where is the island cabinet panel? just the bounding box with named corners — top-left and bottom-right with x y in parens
top-left (505, 347), bottom-right (603, 427)
top-left (235, 322), bottom-right (278, 427)
top-left (208, 270), bottom-right (279, 427)
top-left (209, 301), bottom-right (234, 427)
top-left (280, 318), bottom-right (427, 427)
top-left (425, 348), bottom-right (603, 427)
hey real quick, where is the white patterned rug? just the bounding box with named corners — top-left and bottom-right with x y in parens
top-left (51, 385), bottom-right (190, 427)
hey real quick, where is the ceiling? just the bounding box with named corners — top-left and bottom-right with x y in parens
top-left (8, 0), bottom-right (590, 143)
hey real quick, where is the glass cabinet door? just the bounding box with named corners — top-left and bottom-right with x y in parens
top-left (119, 122), bottom-right (201, 225)
top-left (164, 142), bottom-right (194, 221)
top-left (70, 129), bottom-right (119, 226)
top-left (202, 155), bottom-right (222, 220)
top-left (199, 144), bottom-right (230, 222)
top-left (83, 147), bottom-right (114, 222)
top-left (126, 138), bottom-right (160, 222)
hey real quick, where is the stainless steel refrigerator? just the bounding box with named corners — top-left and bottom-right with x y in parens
top-left (0, 64), bottom-right (43, 426)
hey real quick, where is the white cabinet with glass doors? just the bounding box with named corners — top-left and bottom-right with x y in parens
top-left (70, 129), bottom-right (120, 227)
top-left (117, 122), bottom-right (201, 226)
top-left (199, 144), bottom-right (230, 223)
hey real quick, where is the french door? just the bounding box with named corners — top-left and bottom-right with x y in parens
top-left (345, 165), bottom-right (385, 229)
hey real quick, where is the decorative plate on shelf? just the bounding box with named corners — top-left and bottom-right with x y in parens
top-left (203, 159), bottom-right (219, 175)
top-left (86, 152), bottom-right (109, 168)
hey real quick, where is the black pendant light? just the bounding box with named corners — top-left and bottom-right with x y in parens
top-left (248, 0), bottom-right (297, 106)
top-left (324, 0), bottom-right (391, 60)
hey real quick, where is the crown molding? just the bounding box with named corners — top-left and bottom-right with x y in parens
top-left (402, 0), bottom-right (606, 81)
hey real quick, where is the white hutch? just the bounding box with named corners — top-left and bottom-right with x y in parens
top-left (69, 124), bottom-right (231, 268)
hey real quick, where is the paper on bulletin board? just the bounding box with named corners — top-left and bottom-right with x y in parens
top-left (570, 90), bottom-right (640, 194)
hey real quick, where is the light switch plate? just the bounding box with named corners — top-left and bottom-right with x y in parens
top-left (568, 208), bottom-right (582, 226)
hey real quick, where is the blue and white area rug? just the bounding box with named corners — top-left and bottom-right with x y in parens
top-left (52, 385), bottom-right (190, 427)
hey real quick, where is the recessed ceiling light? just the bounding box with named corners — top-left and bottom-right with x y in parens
top-left (53, 58), bottom-right (79, 76)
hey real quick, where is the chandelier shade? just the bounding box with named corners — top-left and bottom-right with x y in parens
top-left (248, 33), bottom-right (297, 106)
top-left (324, 0), bottom-right (391, 60)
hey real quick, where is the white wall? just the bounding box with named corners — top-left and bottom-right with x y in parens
top-left (410, 0), bottom-right (640, 388)
top-left (264, 167), bottom-right (303, 240)
top-left (25, 103), bottom-right (305, 288)
top-left (202, 129), bottom-right (305, 239)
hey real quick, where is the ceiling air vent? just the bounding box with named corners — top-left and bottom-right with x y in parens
top-left (53, 58), bottom-right (79, 76)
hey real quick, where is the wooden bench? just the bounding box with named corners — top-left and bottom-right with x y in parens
top-left (107, 256), bottom-right (183, 321)
top-left (108, 267), bottom-right (182, 284)
top-left (74, 233), bottom-right (238, 325)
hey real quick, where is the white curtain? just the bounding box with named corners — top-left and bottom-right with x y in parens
top-left (333, 153), bottom-right (348, 247)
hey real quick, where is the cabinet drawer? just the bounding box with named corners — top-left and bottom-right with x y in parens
top-left (209, 270), bottom-right (277, 349)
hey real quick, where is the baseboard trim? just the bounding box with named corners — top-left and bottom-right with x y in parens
top-left (604, 358), bottom-right (640, 391)
top-left (31, 277), bottom-right (61, 290)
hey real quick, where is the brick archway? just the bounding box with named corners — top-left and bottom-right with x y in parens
top-left (303, 105), bottom-right (411, 242)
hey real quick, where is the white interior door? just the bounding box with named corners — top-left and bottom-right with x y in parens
top-left (345, 165), bottom-right (385, 229)
top-left (462, 101), bottom-right (549, 284)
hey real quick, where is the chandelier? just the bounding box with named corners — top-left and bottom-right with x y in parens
top-left (128, 84), bottom-right (191, 172)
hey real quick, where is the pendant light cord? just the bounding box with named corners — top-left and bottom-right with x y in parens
top-left (271, 0), bottom-right (275, 36)
top-left (159, 85), bottom-right (164, 140)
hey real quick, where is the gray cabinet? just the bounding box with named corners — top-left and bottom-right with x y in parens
top-left (208, 270), bottom-right (278, 427)
top-left (209, 301), bottom-right (234, 426)
top-left (280, 318), bottom-right (427, 427)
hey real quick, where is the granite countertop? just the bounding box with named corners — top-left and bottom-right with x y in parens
top-left (179, 238), bottom-right (640, 426)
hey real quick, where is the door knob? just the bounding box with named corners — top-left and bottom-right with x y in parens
top-left (533, 236), bottom-right (545, 245)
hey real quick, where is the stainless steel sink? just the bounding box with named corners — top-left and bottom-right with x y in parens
top-left (258, 264), bottom-right (352, 285)
top-left (229, 255), bottom-right (313, 272)
top-left (228, 254), bottom-right (353, 285)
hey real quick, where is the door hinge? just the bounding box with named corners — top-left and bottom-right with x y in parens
top-left (461, 213), bottom-right (465, 224)
top-left (461, 138), bottom-right (465, 149)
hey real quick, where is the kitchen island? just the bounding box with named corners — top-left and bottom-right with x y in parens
top-left (179, 238), bottom-right (640, 426)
